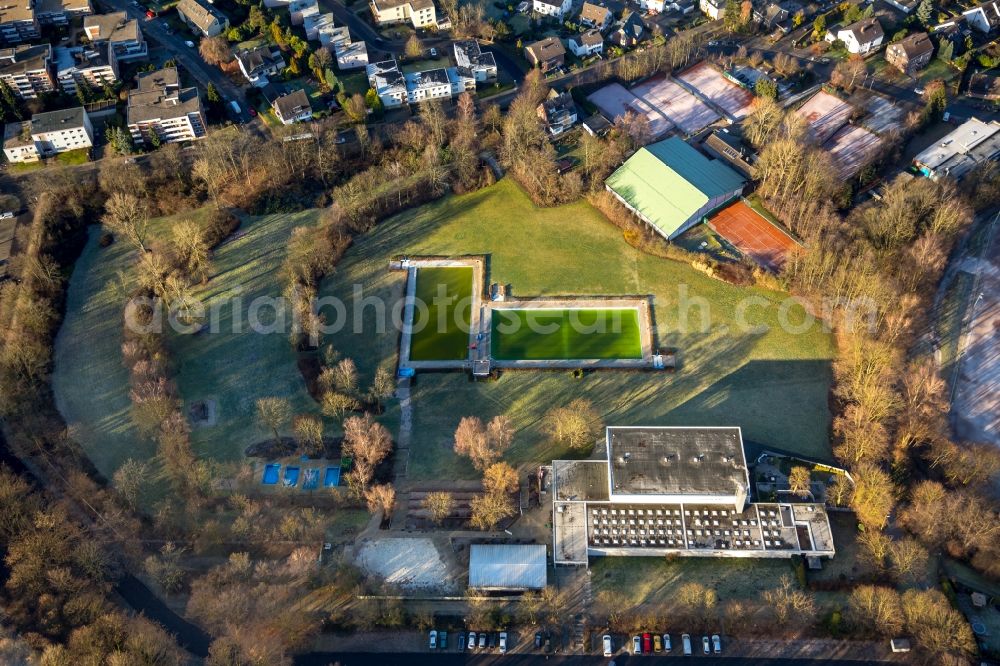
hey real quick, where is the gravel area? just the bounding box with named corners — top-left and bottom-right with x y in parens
top-left (356, 537), bottom-right (454, 591)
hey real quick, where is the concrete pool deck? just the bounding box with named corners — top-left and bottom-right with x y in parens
top-left (391, 258), bottom-right (658, 373)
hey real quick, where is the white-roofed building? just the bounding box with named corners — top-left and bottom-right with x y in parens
top-left (468, 544), bottom-right (547, 590)
top-left (912, 117), bottom-right (1000, 181)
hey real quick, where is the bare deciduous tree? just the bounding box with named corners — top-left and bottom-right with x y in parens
top-left (256, 397), bottom-right (291, 444)
top-left (482, 462), bottom-right (518, 496)
top-left (293, 414), bottom-right (324, 456)
top-left (364, 483), bottom-right (396, 517)
top-left (422, 491), bottom-right (454, 525)
top-left (543, 398), bottom-right (600, 453)
top-left (787, 466), bottom-right (810, 496)
top-left (103, 192), bottom-right (149, 252)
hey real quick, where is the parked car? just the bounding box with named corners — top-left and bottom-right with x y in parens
top-left (468, 631), bottom-right (476, 649)
top-left (632, 635), bottom-right (642, 654)
top-left (663, 633), bottom-right (672, 651)
top-left (478, 633), bottom-right (486, 649)
top-left (487, 632), bottom-right (495, 650)
top-left (914, 87), bottom-right (925, 95)
top-left (248, 107), bottom-right (257, 117)
top-left (654, 633), bottom-right (662, 652)
top-left (184, 40), bottom-right (194, 47)
top-left (459, 633), bottom-right (465, 651)
top-left (712, 634), bottom-right (721, 654)
top-left (499, 632), bottom-right (507, 654)
top-left (682, 633), bottom-right (692, 656)
top-left (430, 47), bottom-right (438, 57)
top-left (439, 631), bottom-right (447, 649)
top-left (602, 634), bottom-right (613, 657)
top-left (0, 211), bottom-right (14, 219)
top-left (534, 632), bottom-right (542, 649)
top-left (428, 630), bottom-right (437, 649)
top-left (643, 633), bottom-right (652, 654)
top-left (544, 633), bottom-right (551, 653)
top-left (702, 635), bottom-right (711, 654)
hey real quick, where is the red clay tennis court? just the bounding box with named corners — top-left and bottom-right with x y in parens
top-left (708, 201), bottom-right (800, 272)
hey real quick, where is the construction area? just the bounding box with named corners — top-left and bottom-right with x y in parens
top-left (676, 61), bottom-right (755, 121)
top-left (708, 200), bottom-right (800, 272)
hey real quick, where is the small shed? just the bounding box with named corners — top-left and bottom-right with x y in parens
top-left (469, 544), bottom-right (547, 591)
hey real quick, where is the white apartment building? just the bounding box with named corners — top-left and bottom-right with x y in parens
top-left (369, 0), bottom-right (437, 28)
top-left (453, 40), bottom-right (497, 82)
top-left (54, 44), bottom-right (118, 94)
top-left (127, 67), bottom-right (206, 145)
top-left (3, 106), bottom-right (93, 163)
top-left (289, 0), bottom-right (319, 25)
top-left (0, 44), bottom-right (53, 98)
top-left (83, 12), bottom-right (147, 61)
top-left (366, 59), bottom-right (474, 107)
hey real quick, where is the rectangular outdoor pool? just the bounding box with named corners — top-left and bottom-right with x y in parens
top-left (491, 308), bottom-right (643, 361)
top-left (261, 463), bottom-right (280, 485)
top-left (409, 266), bottom-right (474, 362)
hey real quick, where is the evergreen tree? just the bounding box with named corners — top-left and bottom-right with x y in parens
top-left (936, 39), bottom-right (953, 62)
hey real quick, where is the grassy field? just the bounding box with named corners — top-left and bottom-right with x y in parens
top-left (410, 266), bottom-right (473, 361)
top-left (491, 308), bottom-right (643, 360)
top-left (317, 178), bottom-right (834, 481)
top-left (52, 208), bottom-right (375, 483)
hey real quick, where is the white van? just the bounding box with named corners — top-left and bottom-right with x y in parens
top-left (682, 633), bottom-right (692, 656)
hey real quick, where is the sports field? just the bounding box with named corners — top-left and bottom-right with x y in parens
top-left (491, 308), bottom-right (643, 360)
top-left (409, 266), bottom-right (474, 361)
top-left (317, 178), bottom-right (835, 480)
top-left (708, 201), bottom-right (799, 272)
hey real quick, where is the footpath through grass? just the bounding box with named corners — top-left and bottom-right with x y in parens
top-left (318, 178), bottom-right (835, 481)
top-left (410, 266), bottom-right (473, 361)
top-left (491, 308), bottom-right (643, 360)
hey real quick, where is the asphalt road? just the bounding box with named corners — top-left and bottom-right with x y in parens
top-left (294, 652), bottom-right (885, 665)
top-left (95, 0), bottom-right (247, 106)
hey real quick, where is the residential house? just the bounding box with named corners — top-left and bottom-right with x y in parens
top-left (579, 1), bottom-right (612, 28)
top-left (334, 40), bottom-right (368, 69)
top-left (885, 0), bottom-right (917, 13)
top-left (533, 0), bottom-right (572, 18)
top-left (0, 45), bottom-right (54, 99)
top-left (912, 117), bottom-right (1000, 180)
top-left (54, 44), bottom-right (118, 94)
top-left (962, 1), bottom-right (1000, 32)
top-left (304, 12), bottom-right (338, 44)
top-left (537, 89), bottom-right (577, 135)
top-left (833, 17), bottom-right (884, 54)
top-left (0, 4), bottom-right (39, 44)
top-left (289, 0), bottom-right (319, 25)
top-left (885, 31), bottom-right (933, 73)
top-left (453, 40), bottom-right (496, 82)
top-left (3, 106), bottom-right (92, 162)
top-left (236, 46), bottom-right (285, 86)
top-left (969, 73), bottom-right (1000, 101)
top-left (369, 0), bottom-right (437, 28)
top-left (35, 0), bottom-right (92, 26)
top-left (524, 36), bottom-right (565, 71)
top-left (567, 29), bottom-right (603, 57)
top-left (638, 0), bottom-right (667, 12)
top-left (127, 67), bottom-right (206, 145)
top-left (609, 12), bottom-right (646, 48)
top-left (754, 2), bottom-right (788, 29)
top-left (176, 0), bottom-right (228, 37)
top-left (699, 0), bottom-right (725, 19)
top-left (272, 88), bottom-right (312, 124)
top-left (582, 112), bottom-right (611, 136)
top-left (83, 12), bottom-right (147, 61)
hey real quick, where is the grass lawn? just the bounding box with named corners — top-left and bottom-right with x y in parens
top-left (317, 178), bottom-right (834, 481)
top-left (491, 308), bottom-right (643, 360)
top-left (54, 149), bottom-right (90, 165)
top-left (410, 266), bottom-right (473, 361)
top-left (53, 207), bottom-right (384, 488)
top-left (338, 69), bottom-right (369, 96)
top-left (592, 554), bottom-right (797, 609)
top-left (936, 270), bottom-right (975, 387)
